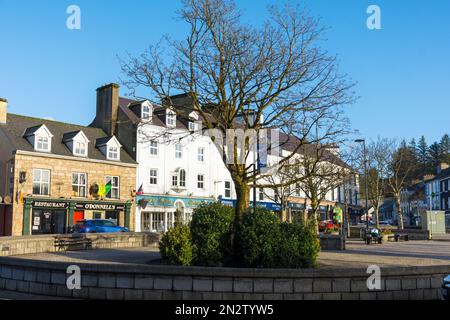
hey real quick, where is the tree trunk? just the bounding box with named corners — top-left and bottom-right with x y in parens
top-left (375, 207), bottom-right (380, 229)
top-left (395, 195), bottom-right (404, 230)
top-left (231, 181), bottom-right (250, 263)
top-left (311, 198), bottom-right (319, 234)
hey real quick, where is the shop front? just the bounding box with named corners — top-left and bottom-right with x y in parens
top-left (23, 198), bottom-right (132, 236)
top-left (220, 199), bottom-right (282, 213)
top-left (137, 195), bottom-right (214, 233)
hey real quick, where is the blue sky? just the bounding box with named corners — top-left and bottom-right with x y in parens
top-left (0, 0), bottom-right (449, 144)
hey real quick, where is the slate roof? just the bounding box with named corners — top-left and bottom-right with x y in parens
top-left (0, 113), bottom-right (135, 164)
top-left (118, 96), bottom-right (354, 170)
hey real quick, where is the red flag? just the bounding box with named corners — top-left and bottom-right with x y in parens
top-left (136, 183), bottom-right (144, 195)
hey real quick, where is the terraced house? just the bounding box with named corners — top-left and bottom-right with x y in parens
top-left (0, 98), bottom-right (137, 236)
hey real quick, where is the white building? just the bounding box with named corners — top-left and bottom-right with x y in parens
top-left (91, 84), bottom-right (360, 232)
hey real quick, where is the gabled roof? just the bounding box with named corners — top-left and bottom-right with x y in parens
top-left (95, 136), bottom-right (122, 148)
top-left (62, 130), bottom-right (90, 143)
top-left (1, 114), bottom-right (135, 164)
top-left (23, 124), bottom-right (53, 138)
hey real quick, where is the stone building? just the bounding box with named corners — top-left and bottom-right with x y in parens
top-left (0, 98), bottom-right (137, 236)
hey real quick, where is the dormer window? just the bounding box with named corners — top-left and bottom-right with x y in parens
top-left (62, 130), bottom-right (90, 157)
top-left (108, 146), bottom-right (119, 160)
top-left (142, 105), bottom-right (152, 121)
top-left (189, 122), bottom-right (198, 131)
top-left (74, 141), bottom-right (87, 156)
top-left (95, 136), bottom-right (122, 161)
top-left (166, 110), bottom-right (176, 127)
top-left (24, 124), bottom-right (54, 153)
top-left (36, 136), bottom-right (50, 152)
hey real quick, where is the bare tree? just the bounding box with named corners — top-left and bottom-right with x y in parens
top-left (386, 140), bottom-right (417, 230)
top-left (357, 138), bottom-right (391, 229)
top-left (120, 0), bottom-right (355, 254)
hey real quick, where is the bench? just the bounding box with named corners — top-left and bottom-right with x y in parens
top-left (54, 235), bottom-right (92, 252)
top-left (388, 234), bottom-right (409, 242)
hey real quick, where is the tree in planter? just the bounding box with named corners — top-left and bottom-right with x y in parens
top-left (120, 0), bottom-right (354, 260)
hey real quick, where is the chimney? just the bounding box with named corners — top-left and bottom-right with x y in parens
top-left (0, 98), bottom-right (7, 124)
top-left (437, 162), bottom-right (450, 174)
top-left (93, 83), bottom-right (119, 136)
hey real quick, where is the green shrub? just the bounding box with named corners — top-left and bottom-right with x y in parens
top-left (236, 208), bottom-right (281, 268)
top-left (190, 202), bottom-right (234, 266)
top-left (159, 225), bottom-right (195, 266)
top-left (237, 209), bottom-right (320, 268)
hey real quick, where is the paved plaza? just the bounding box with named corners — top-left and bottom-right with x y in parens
top-left (6, 239), bottom-right (450, 269)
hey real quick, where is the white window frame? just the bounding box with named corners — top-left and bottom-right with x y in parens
top-left (33, 169), bottom-right (50, 196)
top-left (35, 136), bottom-right (50, 152)
top-left (197, 147), bottom-right (205, 162)
top-left (259, 188), bottom-right (264, 201)
top-left (149, 141), bottom-right (158, 156)
top-left (166, 111), bottom-right (176, 127)
top-left (74, 141), bottom-right (87, 157)
top-left (107, 146), bottom-right (119, 160)
top-left (105, 176), bottom-right (120, 199)
top-left (72, 172), bottom-right (87, 197)
top-left (150, 169), bottom-right (158, 185)
top-left (175, 144), bottom-right (182, 159)
top-left (197, 174), bottom-right (205, 189)
top-left (142, 105), bottom-right (152, 120)
top-left (224, 181), bottom-right (231, 198)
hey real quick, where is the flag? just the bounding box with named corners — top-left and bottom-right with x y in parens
top-left (136, 183), bottom-right (144, 196)
top-left (105, 180), bottom-right (112, 197)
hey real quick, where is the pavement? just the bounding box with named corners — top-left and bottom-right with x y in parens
top-left (319, 239), bottom-right (450, 269)
top-left (6, 239), bottom-right (450, 269)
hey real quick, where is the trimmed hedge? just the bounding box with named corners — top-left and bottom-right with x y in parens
top-left (190, 202), bottom-right (234, 266)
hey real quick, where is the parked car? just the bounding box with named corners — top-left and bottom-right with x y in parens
top-left (442, 275), bottom-right (450, 300)
top-left (319, 220), bottom-right (337, 233)
top-left (72, 219), bottom-right (129, 234)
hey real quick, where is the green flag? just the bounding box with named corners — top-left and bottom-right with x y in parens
top-left (105, 180), bottom-right (112, 196)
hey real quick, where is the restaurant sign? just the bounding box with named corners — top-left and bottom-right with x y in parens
top-left (75, 203), bottom-right (125, 211)
top-left (31, 201), bottom-right (68, 209)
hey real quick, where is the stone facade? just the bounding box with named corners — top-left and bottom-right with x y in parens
top-left (9, 152), bottom-right (137, 236)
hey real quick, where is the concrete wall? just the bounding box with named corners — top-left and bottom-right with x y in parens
top-left (0, 232), bottom-right (161, 256)
top-left (0, 257), bottom-right (446, 300)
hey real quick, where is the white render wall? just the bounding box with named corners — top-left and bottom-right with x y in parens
top-left (132, 110), bottom-right (359, 231)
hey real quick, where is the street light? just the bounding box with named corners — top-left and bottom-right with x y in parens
top-left (355, 139), bottom-right (370, 233)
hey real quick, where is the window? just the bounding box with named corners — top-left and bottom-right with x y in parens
top-left (189, 122), bottom-right (199, 131)
top-left (175, 144), bottom-right (182, 159)
top-left (149, 141), bottom-right (158, 156)
top-left (197, 174), bottom-right (205, 189)
top-left (105, 176), bottom-right (120, 199)
top-left (172, 175), bottom-right (178, 187)
top-left (74, 141), bottom-right (87, 156)
top-left (197, 147), bottom-right (205, 162)
top-left (33, 169), bottom-right (50, 195)
top-left (151, 212), bottom-right (165, 232)
top-left (72, 173), bottom-right (87, 197)
top-left (36, 136), bottom-right (50, 152)
top-left (259, 188), bottom-right (264, 201)
top-left (295, 183), bottom-right (301, 197)
top-left (108, 146), bottom-right (119, 160)
top-left (179, 169), bottom-right (186, 187)
top-left (225, 181), bottom-right (231, 198)
top-left (167, 111), bottom-right (176, 127)
top-left (172, 169), bottom-right (186, 188)
top-left (150, 169), bottom-right (158, 185)
top-left (142, 105), bottom-right (151, 120)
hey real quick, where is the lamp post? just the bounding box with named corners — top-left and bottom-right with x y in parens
top-left (355, 139), bottom-right (370, 232)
